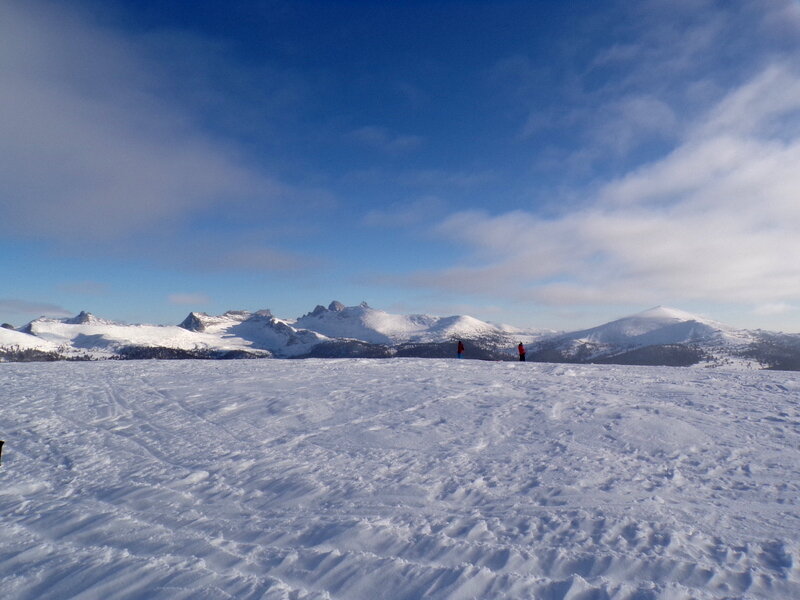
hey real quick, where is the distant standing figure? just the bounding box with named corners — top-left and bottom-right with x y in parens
top-left (518, 342), bottom-right (526, 362)
top-left (457, 340), bottom-right (465, 358)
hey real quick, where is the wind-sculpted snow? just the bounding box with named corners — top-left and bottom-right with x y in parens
top-left (1, 360), bottom-right (799, 599)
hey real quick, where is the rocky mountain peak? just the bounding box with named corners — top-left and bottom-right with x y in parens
top-left (179, 312), bottom-right (209, 332)
top-left (65, 311), bottom-right (94, 325)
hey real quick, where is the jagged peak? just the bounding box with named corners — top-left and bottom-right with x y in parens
top-left (300, 301), bottom-right (370, 320)
top-left (179, 312), bottom-right (209, 332)
top-left (222, 310), bottom-right (252, 321)
top-left (305, 305), bottom-right (327, 318)
top-left (180, 310), bottom-right (267, 332)
top-left (65, 310), bottom-right (92, 324)
top-left (63, 311), bottom-right (116, 325)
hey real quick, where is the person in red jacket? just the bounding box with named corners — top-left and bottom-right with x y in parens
top-left (518, 342), bottom-right (526, 362)
top-left (457, 340), bottom-right (465, 358)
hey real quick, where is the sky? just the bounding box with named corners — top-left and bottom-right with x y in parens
top-left (3, 0), bottom-right (800, 332)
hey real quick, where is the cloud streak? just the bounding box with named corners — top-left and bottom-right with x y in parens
top-left (412, 63), bottom-right (800, 308)
top-left (168, 293), bottom-right (212, 306)
top-left (362, 196), bottom-right (447, 228)
top-left (57, 281), bottom-right (110, 295)
top-left (198, 247), bottom-right (317, 273)
top-left (0, 1), bottom-right (281, 242)
top-left (505, 0), bottom-right (800, 175)
top-left (0, 299), bottom-right (72, 318)
top-left (348, 126), bottom-right (424, 154)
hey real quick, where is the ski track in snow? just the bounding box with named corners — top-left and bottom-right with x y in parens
top-left (0, 359), bottom-right (799, 599)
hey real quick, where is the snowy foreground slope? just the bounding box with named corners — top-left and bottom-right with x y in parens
top-left (1, 359), bottom-right (799, 599)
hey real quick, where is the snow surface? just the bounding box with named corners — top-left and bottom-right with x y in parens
top-left (0, 327), bottom-right (59, 352)
top-left (1, 359), bottom-right (799, 599)
top-left (25, 319), bottom-right (223, 355)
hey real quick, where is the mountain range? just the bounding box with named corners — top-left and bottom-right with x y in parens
top-left (2, 302), bottom-right (799, 370)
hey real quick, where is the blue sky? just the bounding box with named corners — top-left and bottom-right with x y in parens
top-left (3, 0), bottom-right (800, 332)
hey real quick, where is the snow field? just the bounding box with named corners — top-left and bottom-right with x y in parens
top-left (0, 359), bottom-right (799, 599)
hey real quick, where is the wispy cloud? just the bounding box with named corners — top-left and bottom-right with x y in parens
top-left (57, 281), bottom-right (110, 295)
top-left (0, 298), bottom-right (72, 317)
top-left (343, 167), bottom-right (495, 191)
top-left (0, 1), bottom-right (283, 243)
top-left (362, 196), bottom-right (446, 228)
top-left (399, 169), bottom-right (496, 189)
top-left (409, 63), bottom-right (800, 308)
top-left (168, 293), bottom-right (211, 306)
top-left (502, 0), bottom-right (800, 172)
top-left (348, 126), bottom-right (424, 154)
top-left (754, 302), bottom-right (797, 317)
top-left (199, 247), bottom-right (317, 272)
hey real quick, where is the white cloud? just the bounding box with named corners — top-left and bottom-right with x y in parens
top-left (699, 64), bottom-right (800, 139)
top-left (168, 293), bottom-right (211, 306)
top-left (593, 95), bottom-right (680, 154)
top-left (508, 0), bottom-right (800, 173)
top-left (0, 1), bottom-right (281, 242)
top-left (413, 64), bottom-right (800, 308)
top-left (754, 302), bottom-right (797, 316)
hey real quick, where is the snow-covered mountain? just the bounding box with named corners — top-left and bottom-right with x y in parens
top-left (528, 305), bottom-right (768, 367)
top-left (555, 306), bottom-right (733, 346)
top-left (545, 306), bottom-right (742, 350)
top-left (0, 302), bottom-right (534, 362)
top-left (3, 302), bottom-right (799, 369)
top-left (293, 301), bottom-right (505, 344)
top-left (13, 309), bottom-right (332, 359)
top-left (178, 309), bottom-right (327, 357)
top-left (19, 312), bottom-right (243, 359)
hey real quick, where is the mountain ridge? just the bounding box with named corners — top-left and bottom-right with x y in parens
top-left (2, 302), bottom-right (799, 370)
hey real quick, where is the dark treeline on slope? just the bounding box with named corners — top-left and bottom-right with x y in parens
top-left (593, 345), bottom-right (708, 367)
top-left (525, 342), bottom-right (709, 368)
top-left (298, 340), bottom-right (392, 359)
top-left (394, 341), bottom-right (510, 361)
top-left (0, 340), bottom-right (516, 363)
top-left (114, 346), bottom-right (265, 360)
top-left (4, 337), bottom-right (800, 370)
top-left (0, 346), bottom-right (92, 362)
top-left (296, 339), bottom-right (512, 361)
top-left (739, 333), bottom-right (800, 371)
